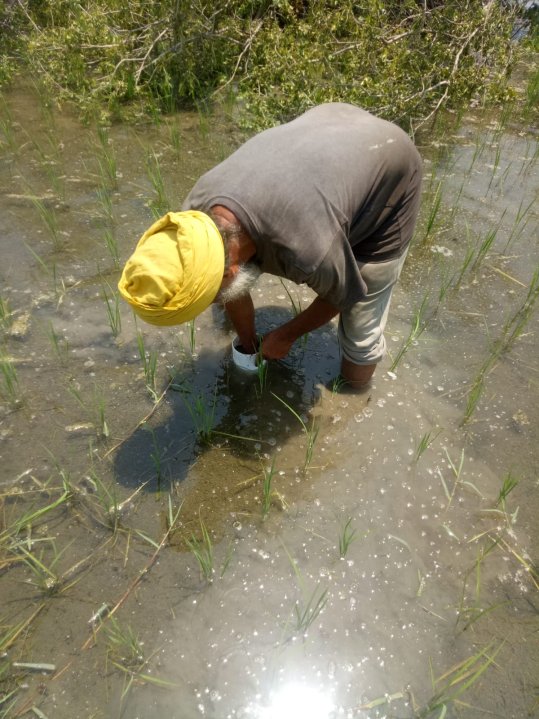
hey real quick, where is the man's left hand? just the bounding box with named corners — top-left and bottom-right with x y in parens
top-left (261, 327), bottom-right (295, 360)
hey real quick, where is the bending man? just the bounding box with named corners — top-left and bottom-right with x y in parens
top-left (119, 103), bottom-right (422, 389)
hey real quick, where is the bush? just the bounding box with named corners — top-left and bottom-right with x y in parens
top-left (0, 0), bottom-right (523, 128)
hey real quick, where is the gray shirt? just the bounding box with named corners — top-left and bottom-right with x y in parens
top-left (183, 103), bottom-right (422, 309)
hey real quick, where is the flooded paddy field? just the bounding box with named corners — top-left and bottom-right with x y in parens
top-left (0, 81), bottom-right (538, 719)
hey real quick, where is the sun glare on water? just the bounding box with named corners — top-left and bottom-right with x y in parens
top-left (256, 683), bottom-right (335, 719)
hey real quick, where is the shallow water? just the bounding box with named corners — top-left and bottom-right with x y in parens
top-left (0, 81), bottom-right (538, 719)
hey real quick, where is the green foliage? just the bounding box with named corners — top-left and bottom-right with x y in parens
top-left (0, 1), bottom-right (523, 127)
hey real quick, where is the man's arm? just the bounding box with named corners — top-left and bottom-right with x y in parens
top-left (261, 296), bottom-right (340, 360)
top-left (222, 294), bottom-right (258, 353)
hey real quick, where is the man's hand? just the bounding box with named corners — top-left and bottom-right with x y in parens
top-left (261, 327), bottom-right (296, 360)
top-left (261, 296), bottom-right (340, 360)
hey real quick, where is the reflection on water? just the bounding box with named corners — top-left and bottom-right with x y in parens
top-left (255, 683), bottom-right (335, 719)
top-left (0, 79), bottom-right (538, 719)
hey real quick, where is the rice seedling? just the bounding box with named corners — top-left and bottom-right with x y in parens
top-left (388, 293), bottom-right (429, 372)
top-left (0, 99), bottom-right (16, 152)
top-left (182, 391), bottom-right (216, 443)
top-left (96, 126), bottom-right (117, 189)
top-left (102, 284), bottom-right (122, 337)
top-left (149, 428), bottom-right (166, 490)
top-left (471, 223), bottom-right (501, 271)
top-left (17, 540), bottom-right (65, 596)
top-left (97, 185), bottom-right (114, 226)
top-left (435, 257), bottom-right (453, 310)
top-left (358, 692), bottom-right (406, 712)
top-left (103, 615), bottom-right (175, 699)
top-left (196, 102), bottom-right (210, 141)
top-left (0, 351), bottom-right (21, 406)
top-left (24, 243), bottom-right (66, 302)
top-left (136, 330), bottom-right (158, 400)
top-left (103, 228), bottom-right (120, 269)
top-left (103, 616), bottom-right (145, 697)
top-left (416, 641), bottom-right (504, 717)
top-left (94, 389), bottom-right (110, 439)
top-left (279, 278), bottom-right (309, 346)
top-left (256, 345), bottom-right (268, 395)
top-left (188, 319), bottom-right (196, 354)
top-left (84, 470), bottom-right (122, 532)
top-left (169, 123), bottom-right (182, 155)
top-left (186, 518), bottom-right (214, 582)
top-left (449, 176), bottom-right (467, 222)
top-left (0, 297), bottom-right (12, 329)
top-left (294, 584), bottom-right (328, 634)
top-left (496, 471), bottom-right (518, 512)
top-left (29, 195), bottom-right (61, 249)
top-left (461, 359), bottom-right (491, 426)
top-left (261, 457), bottom-right (277, 520)
top-left (415, 428), bottom-right (442, 461)
top-left (46, 321), bottom-right (69, 365)
top-left (486, 142), bottom-right (503, 194)
top-left (338, 517), bottom-right (357, 558)
top-left (497, 266), bottom-right (539, 352)
top-left (437, 446), bottom-right (473, 510)
top-left (503, 197), bottom-right (535, 251)
top-left (463, 269), bottom-right (539, 425)
top-left (146, 150), bottom-right (169, 219)
top-left (466, 132), bottom-right (488, 176)
top-left (452, 223), bottom-right (475, 288)
top-left (479, 472), bottom-right (520, 529)
top-left (422, 180), bottom-right (443, 243)
top-left (453, 536), bottom-right (506, 634)
top-left (271, 393), bottom-right (319, 472)
top-left (330, 374), bottom-right (348, 394)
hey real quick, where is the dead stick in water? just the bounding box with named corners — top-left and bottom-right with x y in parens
top-left (81, 516), bottom-right (178, 650)
top-left (101, 378), bottom-right (174, 459)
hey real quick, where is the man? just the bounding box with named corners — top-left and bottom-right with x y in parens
top-left (119, 103), bottom-right (422, 389)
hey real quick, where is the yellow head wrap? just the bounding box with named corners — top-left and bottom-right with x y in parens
top-left (118, 211), bottom-right (224, 326)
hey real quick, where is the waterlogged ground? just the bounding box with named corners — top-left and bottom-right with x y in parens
top-left (0, 81), bottom-right (538, 719)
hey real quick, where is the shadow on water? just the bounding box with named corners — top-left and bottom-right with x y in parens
top-left (113, 306), bottom-right (342, 512)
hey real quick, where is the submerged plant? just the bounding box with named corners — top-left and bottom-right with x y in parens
top-left (261, 457), bottom-right (277, 520)
top-left (504, 197), bottom-right (535, 251)
top-left (279, 278), bottom-right (308, 347)
top-left (389, 293), bottom-right (429, 372)
top-left (294, 584), bottom-right (328, 634)
top-left (46, 321), bottom-right (69, 364)
top-left (271, 392), bottom-right (319, 472)
top-left (146, 150), bottom-right (169, 219)
top-left (186, 518), bottom-right (214, 582)
top-left (0, 297), bottom-right (13, 328)
top-left (29, 195), bottom-right (60, 249)
top-left (422, 180), bottom-right (443, 242)
top-left (415, 427), bottom-right (442, 462)
top-left (149, 428), bottom-right (166, 490)
top-left (136, 330), bottom-right (158, 400)
top-left (97, 185), bottom-right (114, 226)
top-left (96, 125), bottom-right (117, 189)
top-left (338, 517), bottom-right (357, 558)
top-left (182, 391), bottom-right (216, 443)
top-left (417, 642), bottom-right (504, 717)
top-left (0, 351), bottom-right (21, 405)
top-left (102, 284), bottom-right (122, 337)
top-left (472, 223), bottom-right (501, 270)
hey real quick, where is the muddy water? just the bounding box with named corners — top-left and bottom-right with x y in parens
top-left (0, 81), bottom-right (538, 719)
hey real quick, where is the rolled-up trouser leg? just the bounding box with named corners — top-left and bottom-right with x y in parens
top-left (338, 249), bottom-right (408, 365)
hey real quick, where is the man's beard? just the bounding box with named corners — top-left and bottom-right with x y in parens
top-left (217, 263), bottom-right (261, 304)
